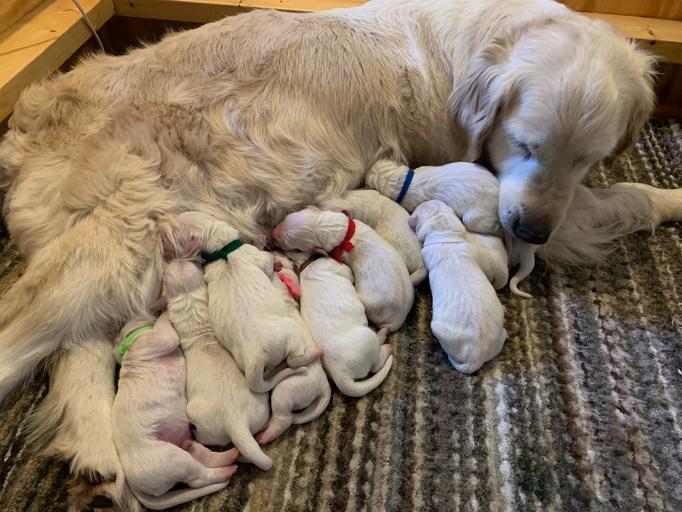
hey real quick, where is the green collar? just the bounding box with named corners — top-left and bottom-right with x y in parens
top-left (201, 239), bottom-right (244, 264)
top-left (117, 324), bottom-right (154, 360)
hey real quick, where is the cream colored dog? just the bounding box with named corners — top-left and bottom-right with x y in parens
top-left (170, 211), bottom-right (321, 393)
top-left (257, 253), bottom-right (331, 444)
top-left (112, 313), bottom-right (239, 509)
top-left (273, 207), bottom-right (414, 331)
top-left (409, 201), bottom-right (508, 374)
top-left (163, 260), bottom-right (273, 471)
top-left (299, 257), bottom-right (393, 397)
top-left (1, 0), bottom-right (678, 503)
top-left (318, 189), bottom-right (426, 285)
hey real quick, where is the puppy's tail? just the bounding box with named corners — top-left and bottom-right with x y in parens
top-left (291, 378), bottom-right (332, 425)
top-left (230, 424), bottom-right (273, 470)
top-left (246, 362), bottom-right (304, 394)
top-left (325, 355), bottom-right (393, 398)
top-left (133, 481), bottom-right (230, 510)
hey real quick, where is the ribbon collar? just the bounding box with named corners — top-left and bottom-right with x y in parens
top-left (117, 324), bottom-right (154, 360)
top-left (330, 217), bottom-right (356, 262)
top-left (395, 168), bottom-right (415, 204)
top-left (201, 239), bottom-right (244, 264)
top-left (277, 271), bottom-right (301, 301)
top-left (422, 232), bottom-right (466, 248)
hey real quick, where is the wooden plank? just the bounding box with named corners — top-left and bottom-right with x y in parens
top-left (0, 0), bottom-right (48, 36)
top-left (583, 13), bottom-right (682, 64)
top-left (113, 0), bottom-right (365, 21)
top-left (0, 0), bottom-right (115, 121)
top-left (562, 0), bottom-right (682, 21)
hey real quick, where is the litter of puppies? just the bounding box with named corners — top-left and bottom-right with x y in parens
top-left (112, 161), bottom-right (537, 508)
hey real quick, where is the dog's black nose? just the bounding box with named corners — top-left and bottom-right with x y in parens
top-left (514, 223), bottom-right (550, 244)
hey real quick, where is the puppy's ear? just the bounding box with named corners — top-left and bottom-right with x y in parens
top-left (448, 39), bottom-right (513, 161)
top-left (314, 248), bottom-right (328, 256)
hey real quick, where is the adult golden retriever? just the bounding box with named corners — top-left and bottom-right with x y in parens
top-left (1, 0), bottom-right (680, 507)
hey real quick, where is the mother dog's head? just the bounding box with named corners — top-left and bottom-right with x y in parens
top-left (449, 15), bottom-right (656, 244)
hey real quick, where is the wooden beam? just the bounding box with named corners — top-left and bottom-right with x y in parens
top-left (113, 0), bottom-right (365, 20)
top-left (0, 0), bottom-right (48, 36)
top-left (0, 0), bottom-right (114, 121)
top-left (584, 13), bottom-right (682, 64)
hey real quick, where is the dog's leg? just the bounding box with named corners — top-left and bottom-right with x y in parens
top-left (538, 184), bottom-right (682, 266)
top-left (28, 337), bottom-right (141, 511)
top-left (183, 440), bottom-right (239, 468)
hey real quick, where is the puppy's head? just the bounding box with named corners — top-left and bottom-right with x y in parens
top-left (449, 13), bottom-right (655, 244)
top-left (408, 200), bottom-right (466, 242)
top-left (272, 206), bottom-right (349, 252)
top-left (163, 260), bottom-right (204, 300)
top-left (167, 211), bottom-right (240, 256)
top-left (365, 160), bottom-right (409, 199)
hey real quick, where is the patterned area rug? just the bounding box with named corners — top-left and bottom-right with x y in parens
top-left (0, 119), bottom-right (681, 512)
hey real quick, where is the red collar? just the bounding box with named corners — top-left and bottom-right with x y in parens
top-left (330, 217), bottom-right (356, 262)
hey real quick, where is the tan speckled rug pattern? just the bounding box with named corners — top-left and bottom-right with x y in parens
top-left (0, 119), bottom-right (681, 511)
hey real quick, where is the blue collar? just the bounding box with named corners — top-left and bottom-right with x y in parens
top-left (395, 169), bottom-right (414, 204)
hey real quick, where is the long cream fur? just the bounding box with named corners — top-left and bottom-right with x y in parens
top-left (0, 0), bottom-right (679, 505)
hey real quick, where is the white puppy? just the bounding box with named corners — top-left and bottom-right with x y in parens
top-left (318, 189), bottom-right (426, 285)
top-left (170, 211), bottom-right (321, 393)
top-left (112, 313), bottom-right (239, 510)
top-left (163, 260), bottom-right (273, 471)
top-left (366, 159), bottom-right (501, 235)
top-left (257, 253), bottom-right (331, 444)
top-left (273, 206), bottom-right (414, 332)
top-left (299, 257), bottom-right (393, 397)
top-left (408, 200), bottom-right (508, 374)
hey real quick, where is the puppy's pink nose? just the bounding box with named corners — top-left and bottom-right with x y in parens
top-left (272, 224), bottom-right (283, 241)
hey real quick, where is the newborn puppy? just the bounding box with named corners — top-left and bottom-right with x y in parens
top-left (366, 159), bottom-right (501, 235)
top-left (257, 253), bottom-right (331, 444)
top-left (164, 260), bottom-right (272, 471)
top-left (171, 211), bottom-right (321, 393)
top-left (408, 200), bottom-right (508, 374)
top-left (272, 206), bottom-right (413, 332)
top-left (299, 257), bottom-right (393, 397)
top-left (112, 313), bottom-right (238, 510)
top-left (318, 189), bottom-right (426, 285)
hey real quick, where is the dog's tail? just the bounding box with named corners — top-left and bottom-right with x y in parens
top-left (133, 481), bottom-right (230, 510)
top-left (291, 378), bottom-right (332, 425)
top-left (325, 355), bottom-right (393, 398)
top-left (230, 423), bottom-right (273, 470)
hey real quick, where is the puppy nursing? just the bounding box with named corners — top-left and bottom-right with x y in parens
top-left (366, 159), bottom-right (502, 235)
top-left (319, 189), bottom-right (427, 285)
top-left (299, 257), bottom-right (394, 397)
top-left (172, 212), bottom-right (321, 393)
top-left (258, 253), bottom-right (331, 443)
top-left (409, 200), bottom-right (508, 374)
top-left (112, 313), bottom-right (239, 510)
top-left (163, 260), bottom-right (273, 470)
top-left (272, 206), bottom-right (414, 332)
top-left (367, 159), bottom-right (537, 295)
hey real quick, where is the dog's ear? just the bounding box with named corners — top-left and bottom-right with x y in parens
top-left (606, 49), bottom-right (657, 163)
top-left (448, 39), bottom-right (513, 161)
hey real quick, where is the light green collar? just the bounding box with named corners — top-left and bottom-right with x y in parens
top-left (117, 324), bottom-right (154, 360)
